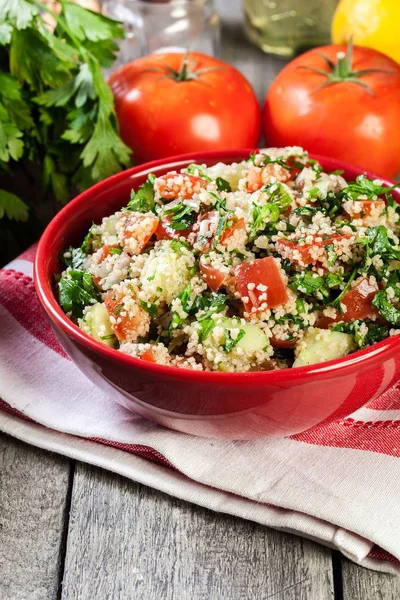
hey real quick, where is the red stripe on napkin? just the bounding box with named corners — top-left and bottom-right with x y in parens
top-left (0, 269), bottom-right (68, 359)
top-left (291, 413), bottom-right (400, 457)
top-left (89, 436), bottom-right (176, 470)
top-left (368, 546), bottom-right (400, 567)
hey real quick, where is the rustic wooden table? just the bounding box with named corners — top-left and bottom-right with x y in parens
top-left (1, 1), bottom-right (400, 598)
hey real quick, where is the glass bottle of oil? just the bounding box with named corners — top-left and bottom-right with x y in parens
top-left (243, 0), bottom-right (338, 58)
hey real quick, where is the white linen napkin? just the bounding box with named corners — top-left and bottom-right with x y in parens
top-left (1, 247), bottom-right (400, 574)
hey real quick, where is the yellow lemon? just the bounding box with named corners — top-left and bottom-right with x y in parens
top-left (332, 0), bottom-right (400, 64)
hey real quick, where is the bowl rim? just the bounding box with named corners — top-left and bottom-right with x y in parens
top-left (34, 148), bottom-right (400, 384)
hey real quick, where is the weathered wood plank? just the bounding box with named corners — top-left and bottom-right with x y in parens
top-left (341, 557), bottom-right (400, 600)
top-left (0, 433), bottom-right (72, 600)
top-left (61, 462), bottom-right (334, 600)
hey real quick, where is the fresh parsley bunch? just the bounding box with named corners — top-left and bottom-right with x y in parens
top-left (0, 0), bottom-right (132, 259)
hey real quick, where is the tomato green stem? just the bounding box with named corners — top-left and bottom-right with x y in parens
top-left (298, 37), bottom-right (394, 95)
top-left (156, 50), bottom-right (222, 83)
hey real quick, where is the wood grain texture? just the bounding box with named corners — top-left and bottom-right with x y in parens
top-left (0, 433), bottom-right (72, 600)
top-left (341, 557), bottom-right (400, 600)
top-left (61, 463), bottom-right (334, 600)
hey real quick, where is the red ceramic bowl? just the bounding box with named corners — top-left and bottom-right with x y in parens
top-left (34, 150), bottom-right (400, 440)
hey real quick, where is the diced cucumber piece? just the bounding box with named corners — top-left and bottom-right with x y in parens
top-left (140, 243), bottom-right (193, 304)
top-left (220, 318), bottom-right (269, 354)
top-left (222, 165), bottom-right (245, 191)
top-left (207, 163), bottom-right (245, 191)
top-left (84, 303), bottom-right (117, 348)
top-left (293, 328), bottom-right (355, 368)
top-left (102, 215), bottom-right (119, 236)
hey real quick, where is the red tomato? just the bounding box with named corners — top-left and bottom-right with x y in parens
top-left (200, 262), bottom-right (226, 292)
top-left (104, 292), bottom-right (149, 342)
top-left (157, 173), bottom-right (209, 200)
top-left (318, 278), bottom-right (380, 327)
top-left (348, 200), bottom-right (386, 219)
top-left (276, 233), bottom-right (351, 266)
top-left (263, 44), bottom-right (400, 178)
top-left (156, 217), bottom-right (193, 241)
top-left (98, 245), bottom-right (121, 262)
top-left (234, 257), bottom-right (289, 313)
top-left (140, 348), bottom-right (156, 363)
top-left (243, 163), bottom-right (292, 192)
top-left (120, 213), bottom-right (159, 255)
top-left (219, 217), bottom-right (245, 246)
top-left (109, 52), bottom-right (261, 164)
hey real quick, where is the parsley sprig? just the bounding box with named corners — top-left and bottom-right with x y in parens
top-left (0, 0), bottom-right (131, 239)
top-left (127, 174), bottom-right (156, 213)
top-left (58, 269), bottom-right (99, 318)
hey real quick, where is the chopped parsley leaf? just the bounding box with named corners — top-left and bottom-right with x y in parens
top-left (81, 225), bottom-right (96, 254)
top-left (343, 175), bottom-right (399, 200)
top-left (170, 239), bottom-right (191, 254)
top-left (114, 303), bottom-right (123, 315)
top-left (211, 212), bottom-right (234, 250)
top-left (261, 182), bottom-right (292, 212)
top-left (127, 174), bottom-right (156, 213)
top-left (198, 318), bottom-right (216, 342)
top-left (296, 297), bottom-right (306, 314)
top-left (185, 164), bottom-right (211, 180)
top-left (372, 291), bottom-right (400, 326)
top-left (164, 202), bottom-right (197, 230)
top-left (249, 202), bottom-right (280, 241)
top-left (258, 154), bottom-right (291, 170)
top-left (215, 177), bottom-right (232, 192)
top-left (139, 299), bottom-right (158, 319)
top-left (109, 246), bottom-right (122, 255)
top-left (223, 328), bottom-right (245, 353)
top-left (359, 226), bottom-right (400, 262)
top-left (290, 272), bottom-right (326, 296)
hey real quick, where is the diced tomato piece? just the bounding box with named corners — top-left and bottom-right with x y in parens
top-left (285, 157), bottom-right (307, 181)
top-left (104, 292), bottom-right (149, 342)
top-left (270, 335), bottom-right (296, 349)
top-left (243, 164), bottom-right (292, 192)
top-left (98, 244), bottom-right (121, 262)
top-left (200, 261), bottom-right (227, 292)
top-left (195, 212), bottom-right (245, 252)
top-left (343, 278), bottom-right (380, 320)
top-left (234, 256), bottom-right (289, 313)
top-left (318, 278), bottom-right (380, 327)
top-left (155, 216), bottom-right (193, 241)
top-left (350, 200), bottom-right (386, 219)
top-left (120, 213), bottom-right (159, 255)
top-left (219, 217), bottom-right (245, 246)
top-left (276, 233), bottom-right (352, 266)
top-left (157, 173), bottom-right (209, 200)
top-left (140, 348), bottom-right (156, 362)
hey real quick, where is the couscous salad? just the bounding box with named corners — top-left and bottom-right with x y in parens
top-left (57, 147), bottom-right (400, 372)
